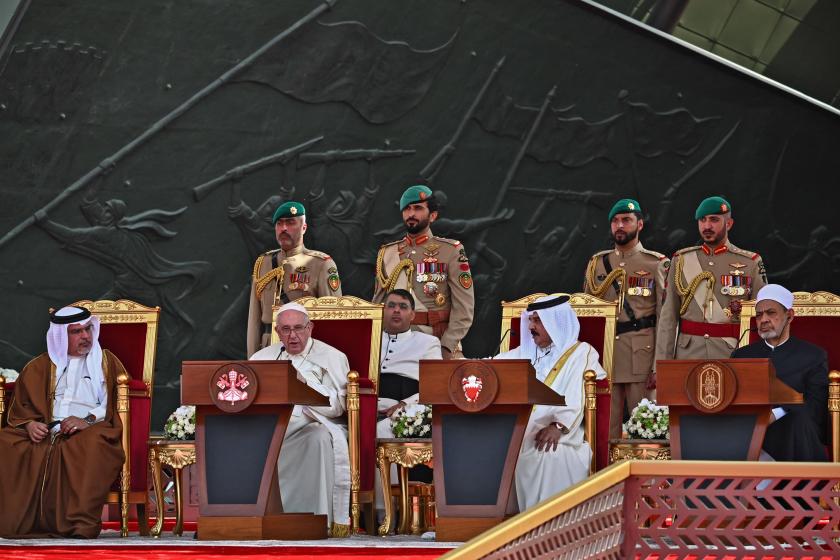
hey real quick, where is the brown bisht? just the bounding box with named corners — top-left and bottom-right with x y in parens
top-left (0, 351), bottom-right (126, 538)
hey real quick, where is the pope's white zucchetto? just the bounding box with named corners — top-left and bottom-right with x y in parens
top-left (756, 284), bottom-right (794, 310)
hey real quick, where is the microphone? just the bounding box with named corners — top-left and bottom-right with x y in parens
top-left (735, 326), bottom-right (757, 348)
top-left (492, 328), bottom-right (518, 357)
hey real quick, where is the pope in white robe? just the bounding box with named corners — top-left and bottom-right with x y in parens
top-left (250, 302), bottom-right (351, 535)
top-left (496, 294), bottom-right (607, 511)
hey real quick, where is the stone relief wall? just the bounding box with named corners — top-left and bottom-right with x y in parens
top-left (1, 0), bottom-right (838, 427)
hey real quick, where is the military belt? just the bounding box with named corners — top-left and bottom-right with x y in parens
top-left (680, 319), bottom-right (739, 339)
top-left (616, 314), bottom-right (657, 334)
top-left (412, 310), bottom-right (450, 339)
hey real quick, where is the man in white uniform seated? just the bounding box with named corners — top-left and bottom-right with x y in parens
top-left (249, 302), bottom-right (352, 536)
top-left (495, 294), bottom-right (607, 510)
top-left (376, 289), bottom-right (442, 438)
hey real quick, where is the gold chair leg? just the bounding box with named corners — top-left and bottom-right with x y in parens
top-left (150, 448), bottom-right (164, 538)
top-left (398, 465), bottom-right (411, 535)
top-left (173, 467), bottom-right (184, 536)
top-left (377, 447), bottom-right (392, 536)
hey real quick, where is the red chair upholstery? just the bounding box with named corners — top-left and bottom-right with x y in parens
top-left (500, 293), bottom-right (619, 472)
top-left (739, 291), bottom-right (840, 461)
top-left (274, 296), bottom-right (383, 534)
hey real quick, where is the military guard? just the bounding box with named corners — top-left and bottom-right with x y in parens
top-left (584, 198), bottom-right (668, 439)
top-left (373, 185), bottom-right (474, 359)
top-left (247, 201), bottom-right (341, 356)
top-left (655, 196), bottom-right (767, 367)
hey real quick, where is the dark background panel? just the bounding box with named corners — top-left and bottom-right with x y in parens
top-left (1, 0), bottom-right (838, 429)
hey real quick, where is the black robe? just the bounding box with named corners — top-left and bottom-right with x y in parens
top-left (731, 337), bottom-right (829, 461)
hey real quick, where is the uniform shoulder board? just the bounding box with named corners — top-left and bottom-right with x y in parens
top-left (639, 247), bottom-right (667, 260)
top-left (379, 238), bottom-right (402, 249)
top-left (591, 249), bottom-right (611, 258)
top-left (434, 236), bottom-right (462, 247)
top-left (673, 245), bottom-right (700, 257)
top-left (728, 245), bottom-right (759, 260)
top-left (302, 248), bottom-right (331, 260)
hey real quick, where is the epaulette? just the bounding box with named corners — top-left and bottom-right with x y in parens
top-left (433, 236), bottom-right (462, 247)
top-left (639, 247), bottom-right (667, 260)
top-left (252, 249), bottom-right (281, 279)
top-left (591, 249), bottom-right (611, 259)
top-left (728, 245), bottom-right (759, 260)
top-left (302, 248), bottom-right (331, 260)
top-left (379, 239), bottom-right (402, 250)
top-left (672, 245), bottom-right (700, 257)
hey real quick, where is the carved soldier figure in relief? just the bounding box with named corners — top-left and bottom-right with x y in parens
top-left (584, 198), bottom-right (668, 439)
top-left (373, 185), bottom-right (474, 359)
top-left (655, 196), bottom-right (767, 371)
top-left (247, 201), bottom-right (342, 357)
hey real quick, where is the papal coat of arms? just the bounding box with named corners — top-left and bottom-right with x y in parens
top-left (217, 369), bottom-right (250, 404)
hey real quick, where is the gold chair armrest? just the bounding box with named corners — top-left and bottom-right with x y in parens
top-left (829, 370), bottom-right (839, 463)
top-left (346, 371), bottom-right (361, 533)
top-left (584, 370), bottom-right (597, 475)
top-left (116, 373), bottom-right (131, 537)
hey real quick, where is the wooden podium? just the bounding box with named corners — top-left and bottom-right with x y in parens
top-left (419, 359), bottom-right (565, 542)
top-left (657, 358), bottom-right (803, 460)
top-left (182, 360), bottom-right (331, 540)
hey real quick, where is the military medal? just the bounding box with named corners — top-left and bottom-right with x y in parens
top-left (435, 293), bottom-right (447, 306)
top-left (423, 281), bottom-right (438, 297)
top-left (627, 275), bottom-right (653, 296)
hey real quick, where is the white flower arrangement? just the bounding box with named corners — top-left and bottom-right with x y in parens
top-left (164, 405), bottom-right (196, 440)
top-left (390, 403), bottom-right (432, 438)
top-left (623, 398), bottom-right (669, 440)
top-left (0, 368), bottom-right (19, 382)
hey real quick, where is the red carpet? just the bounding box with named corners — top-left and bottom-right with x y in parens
top-left (0, 546), bottom-right (453, 560)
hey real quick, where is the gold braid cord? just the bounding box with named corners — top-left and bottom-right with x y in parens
top-left (674, 253), bottom-right (715, 316)
top-left (585, 257), bottom-right (626, 299)
top-left (377, 250), bottom-right (415, 293)
top-left (255, 268), bottom-right (284, 299)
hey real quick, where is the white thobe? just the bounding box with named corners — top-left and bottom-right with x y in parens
top-left (250, 338), bottom-right (350, 531)
top-left (377, 329), bottom-right (442, 413)
top-left (52, 356), bottom-right (107, 428)
top-left (496, 341), bottom-right (607, 510)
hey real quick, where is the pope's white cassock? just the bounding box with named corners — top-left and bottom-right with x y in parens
top-left (495, 295), bottom-right (607, 511)
top-left (250, 337), bottom-right (351, 533)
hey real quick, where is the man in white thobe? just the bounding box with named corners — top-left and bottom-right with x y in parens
top-left (496, 294), bottom-right (607, 511)
top-left (249, 302), bottom-right (351, 536)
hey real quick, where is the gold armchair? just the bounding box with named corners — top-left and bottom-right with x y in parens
top-left (273, 295), bottom-right (383, 534)
top-left (500, 292), bottom-right (618, 473)
top-left (739, 290), bottom-right (840, 462)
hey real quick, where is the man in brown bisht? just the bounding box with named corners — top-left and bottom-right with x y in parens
top-left (373, 185), bottom-right (474, 359)
top-left (583, 198), bottom-right (668, 439)
top-left (0, 306), bottom-right (126, 538)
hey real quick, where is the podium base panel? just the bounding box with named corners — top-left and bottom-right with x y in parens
top-left (436, 515), bottom-right (507, 542)
top-left (198, 514), bottom-right (328, 540)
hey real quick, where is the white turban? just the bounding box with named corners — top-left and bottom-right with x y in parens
top-left (517, 295), bottom-right (580, 358)
top-left (47, 306), bottom-right (105, 401)
top-left (756, 284), bottom-right (794, 310)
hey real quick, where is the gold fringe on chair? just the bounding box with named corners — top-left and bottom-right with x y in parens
top-left (329, 522), bottom-right (352, 538)
top-left (674, 254), bottom-right (715, 316)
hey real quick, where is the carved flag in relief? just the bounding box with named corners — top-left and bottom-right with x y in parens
top-left (240, 20), bottom-right (456, 124)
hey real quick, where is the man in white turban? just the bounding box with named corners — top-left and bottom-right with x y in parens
top-left (496, 294), bottom-right (607, 510)
top-left (249, 302), bottom-right (352, 536)
top-left (0, 306), bottom-right (127, 538)
top-left (731, 284), bottom-right (828, 461)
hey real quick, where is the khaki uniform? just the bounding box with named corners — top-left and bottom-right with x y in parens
top-left (584, 242), bottom-right (668, 439)
top-left (247, 244), bottom-right (342, 356)
top-left (655, 241), bottom-right (767, 363)
top-left (373, 232), bottom-right (474, 353)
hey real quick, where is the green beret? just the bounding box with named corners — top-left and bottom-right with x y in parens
top-left (608, 198), bottom-right (641, 221)
top-left (694, 196), bottom-right (731, 220)
top-left (272, 201), bottom-right (305, 223)
top-left (399, 185), bottom-right (433, 211)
